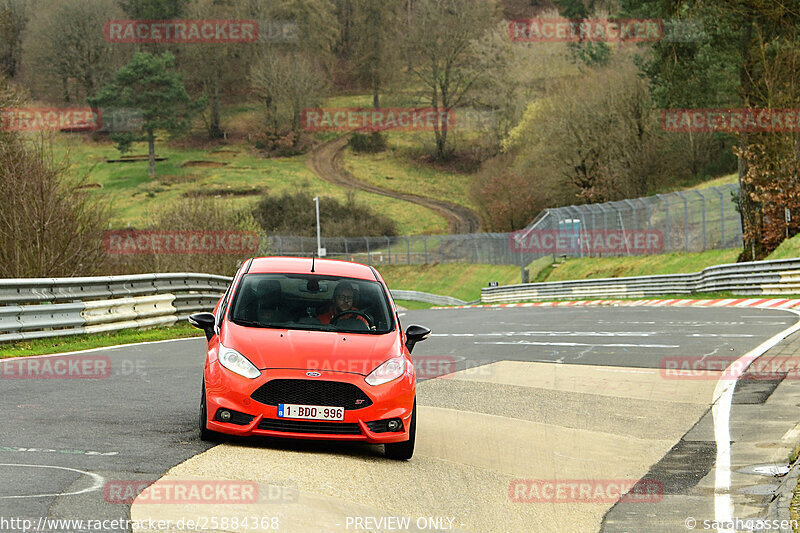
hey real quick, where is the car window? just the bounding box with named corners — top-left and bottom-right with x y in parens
top-left (229, 273), bottom-right (395, 334)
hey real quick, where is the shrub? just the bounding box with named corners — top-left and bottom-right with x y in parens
top-left (253, 190), bottom-right (398, 238)
top-left (348, 132), bottom-right (387, 153)
top-left (110, 198), bottom-right (261, 276)
top-left (0, 135), bottom-right (110, 277)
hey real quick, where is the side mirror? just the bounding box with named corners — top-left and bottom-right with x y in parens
top-left (405, 324), bottom-right (431, 354)
top-left (188, 312), bottom-right (217, 341)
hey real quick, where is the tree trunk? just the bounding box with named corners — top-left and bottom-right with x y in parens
top-left (148, 130), bottom-right (156, 179)
top-left (207, 79), bottom-right (223, 139)
top-left (737, 21), bottom-right (760, 261)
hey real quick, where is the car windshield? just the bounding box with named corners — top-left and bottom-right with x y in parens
top-left (228, 273), bottom-right (395, 334)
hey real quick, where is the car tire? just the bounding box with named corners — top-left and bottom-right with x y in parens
top-left (199, 380), bottom-right (220, 442)
top-left (384, 398), bottom-right (416, 461)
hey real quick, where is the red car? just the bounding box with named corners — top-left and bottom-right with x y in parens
top-left (188, 257), bottom-right (430, 460)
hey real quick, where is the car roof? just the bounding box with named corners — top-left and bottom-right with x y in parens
top-left (246, 257), bottom-right (379, 281)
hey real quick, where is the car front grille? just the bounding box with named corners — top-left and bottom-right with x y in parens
top-left (257, 419), bottom-right (362, 435)
top-left (250, 379), bottom-right (372, 410)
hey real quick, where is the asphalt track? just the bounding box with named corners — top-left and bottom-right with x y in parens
top-left (1, 306), bottom-right (798, 532)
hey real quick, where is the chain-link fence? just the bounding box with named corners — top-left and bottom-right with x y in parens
top-left (524, 183), bottom-right (743, 256)
top-left (259, 233), bottom-right (528, 266)
top-left (258, 184), bottom-right (743, 266)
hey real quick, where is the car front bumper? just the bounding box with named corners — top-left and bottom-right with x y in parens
top-left (205, 364), bottom-right (415, 444)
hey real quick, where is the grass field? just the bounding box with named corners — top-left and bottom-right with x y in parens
top-left (344, 144), bottom-right (477, 212)
top-left (0, 322), bottom-right (202, 358)
top-left (538, 248), bottom-right (741, 282)
top-left (54, 135), bottom-right (444, 234)
top-left (765, 233), bottom-right (800, 260)
top-left (378, 263), bottom-right (523, 302)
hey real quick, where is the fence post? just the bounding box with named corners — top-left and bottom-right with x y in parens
top-left (714, 186), bottom-right (725, 247)
top-left (424, 236), bottom-right (429, 264)
top-left (343, 237), bottom-right (349, 261)
top-left (277, 236), bottom-right (283, 256)
top-left (657, 194), bottom-right (671, 252)
top-left (386, 236), bottom-right (391, 264)
top-left (642, 199), bottom-right (651, 231)
top-left (676, 191), bottom-right (689, 251)
top-left (693, 190), bottom-right (706, 251)
top-left (365, 237), bottom-right (371, 265)
top-left (624, 199), bottom-right (637, 231)
top-left (406, 236), bottom-right (411, 264)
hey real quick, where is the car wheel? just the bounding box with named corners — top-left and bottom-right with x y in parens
top-left (384, 398), bottom-right (416, 461)
top-left (199, 380), bottom-right (220, 442)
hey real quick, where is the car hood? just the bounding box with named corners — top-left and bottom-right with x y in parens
top-left (222, 324), bottom-right (403, 376)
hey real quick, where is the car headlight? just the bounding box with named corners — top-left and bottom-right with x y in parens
top-left (218, 345), bottom-right (261, 379)
top-left (365, 358), bottom-right (406, 386)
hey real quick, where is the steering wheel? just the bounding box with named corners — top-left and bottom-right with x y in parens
top-left (330, 310), bottom-right (374, 327)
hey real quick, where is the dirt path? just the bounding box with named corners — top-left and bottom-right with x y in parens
top-left (307, 136), bottom-right (482, 234)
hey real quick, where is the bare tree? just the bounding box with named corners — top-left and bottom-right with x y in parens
top-left (350, 0), bottom-right (405, 108)
top-left (506, 62), bottom-right (668, 204)
top-left (0, 0), bottom-right (26, 78)
top-left (181, 0), bottom-right (258, 139)
top-left (0, 134), bottom-right (110, 277)
top-left (469, 15), bottom-right (580, 144)
top-left (22, 0), bottom-right (128, 104)
top-left (251, 51), bottom-right (328, 135)
top-left (405, 0), bottom-right (498, 159)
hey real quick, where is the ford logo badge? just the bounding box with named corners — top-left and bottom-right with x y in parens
top-left (306, 371), bottom-right (321, 377)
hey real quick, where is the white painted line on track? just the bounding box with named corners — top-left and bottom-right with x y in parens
top-left (0, 464), bottom-right (104, 499)
top-left (474, 341), bottom-right (680, 348)
top-left (712, 309), bottom-right (800, 533)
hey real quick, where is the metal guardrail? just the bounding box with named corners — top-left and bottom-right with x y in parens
top-left (0, 274), bottom-right (231, 343)
top-left (481, 258), bottom-right (800, 304)
top-left (390, 290), bottom-right (465, 307)
top-left (0, 273), bottom-right (461, 343)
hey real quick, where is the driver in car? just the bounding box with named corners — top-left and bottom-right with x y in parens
top-left (318, 283), bottom-right (369, 326)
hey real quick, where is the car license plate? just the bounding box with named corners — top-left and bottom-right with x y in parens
top-left (277, 404), bottom-right (345, 421)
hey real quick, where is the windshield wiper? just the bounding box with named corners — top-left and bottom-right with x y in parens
top-left (231, 318), bottom-right (265, 328)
